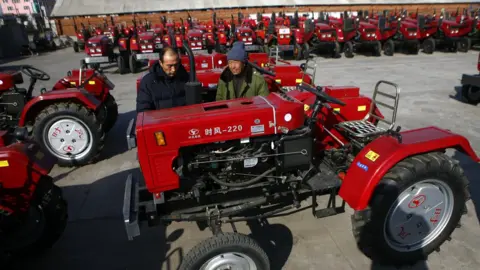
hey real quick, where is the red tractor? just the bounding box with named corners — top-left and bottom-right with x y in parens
top-left (72, 21), bottom-right (92, 53)
top-left (0, 65), bottom-right (117, 167)
top-left (367, 10), bottom-right (421, 56)
top-left (81, 34), bottom-right (117, 70)
top-left (460, 52), bottom-right (480, 104)
top-left (124, 38), bottom-right (477, 270)
top-left (230, 15), bottom-right (264, 53)
top-left (330, 11), bottom-right (382, 58)
top-left (125, 30), bottom-right (163, 74)
top-left (294, 12), bottom-right (341, 59)
top-left (0, 128), bottom-right (67, 266)
top-left (262, 13), bottom-right (296, 57)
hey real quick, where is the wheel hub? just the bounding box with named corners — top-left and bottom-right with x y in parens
top-left (384, 179), bottom-right (454, 252)
top-left (46, 119), bottom-right (91, 158)
top-left (467, 86), bottom-right (480, 100)
top-left (201, 252), bottom-right (257, 270)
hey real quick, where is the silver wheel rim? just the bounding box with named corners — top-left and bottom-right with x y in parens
top-left (200, 252), bottom-right (257, 270)
top-left (383, 179), bottom-right (454, 252)
top-left (45, 118), bottom-right (93, 160)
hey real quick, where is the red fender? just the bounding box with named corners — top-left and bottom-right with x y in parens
top-left (339, 126), bottom-right (480, 211)
top-left (18, 89), bottom-right (101, 126)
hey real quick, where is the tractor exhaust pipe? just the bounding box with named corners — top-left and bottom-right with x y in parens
top-left (182, 40), bottom-right (202, 105)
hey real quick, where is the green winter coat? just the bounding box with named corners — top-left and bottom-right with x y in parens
top-left (216, 65), bottom-right (270, 101)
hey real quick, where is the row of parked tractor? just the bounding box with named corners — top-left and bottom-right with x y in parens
top-left (71, 7), bottom-right (480, 74)
top-left (2, 16), bottom-right (480, 267)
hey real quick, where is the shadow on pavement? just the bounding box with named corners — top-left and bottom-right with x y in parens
top-left (247, 219), bottom-right (293, 270)
top-left (9, 168), bottom-right (183, 270)
top-left (97, 110), bottom-right (136, 161)
top-left (453, 151), bottom-right (480, 225)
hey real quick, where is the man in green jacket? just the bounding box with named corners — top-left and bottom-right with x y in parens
top-left (216, 41), bottom-right (270, 101)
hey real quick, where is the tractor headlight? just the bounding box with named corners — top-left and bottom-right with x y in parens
top-left (155, 132), bottom-right (166, 146)
top-left (147, 45), bottom-right (153, 49)
top-left (197, 42), bottom-right (202, 46)
top-left (141, 45), bottom-right (146, 49)
top-left (218, 60), bottom-right (223, 65)
top-left (96, 48), bottom-right (101, 52)
top-left (248, 37), bottom-right (252, 41)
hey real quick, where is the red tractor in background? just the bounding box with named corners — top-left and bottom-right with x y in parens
top-left (0, 65), bottom-right (117, 167)
top-left (210, 12), bottom-right (232, 53)
top-left (124, 39), bottom-right (477, 270)
top-left (294, 11), bottom-right (341, 60)
top-left (404, 10), bottom-right (440, 54)
top-left (262, 12), bottom-right (296, 57)
top-left (81, 34), bottom-right (117, 70)
top-left (367, 10), bottom-right (421, 56)
top-left (460, 52), bottom-right (480, 104)
top-left (230, 14), bottom-right (264, 53)
top-left (72, 20), bottom-right (92, 53)
top-left (101, 17), bottom-right (120, 46)
top-left (329, 11), bottom-right (382, 58)
top-left (0, 128), bottom-right (67, 267)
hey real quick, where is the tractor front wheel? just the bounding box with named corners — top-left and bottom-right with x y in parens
top-left (179, 233), bottom-right (270, 270)
top-left (294, 43), bottom-right (303, 60)
top-left (33, 102), bottom-right (106, 167)
top-left (102, 93), bottom-right (118, 132)
top-left (333, 41), bottom-right (342, 58)
top-left (373, 41), bottom-right (382, 57)
top-left (383, 39), bottom-right (395, 56)
top-left (422, 38), bottom-right (435, 54)
top-left (461, 84), bottom-right (480, 105)
top-left (129, 53), bottom-right (138, 73)
top-left (351, 152), bottom-right (469, 266)
top-left (344, 41), bottom-right (354, 58)
top-left (73, 41), bottom-right (79, 53)
top-left (457, 37), bottom-right (471, 53)
top-left (117, 54), bottom-right (129, 74)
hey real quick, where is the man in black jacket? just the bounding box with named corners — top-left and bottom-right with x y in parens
top-left (136, 47), bottom-right (189, 113)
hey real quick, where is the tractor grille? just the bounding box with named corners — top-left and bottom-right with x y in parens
top-left (240, 31), bottom-right (252, 37)
top-left (364, 28), bottom-right (376, 33)
top-left (407, 27), bottom-right (417, 32)
top-left (450, 25), bottom-right (461, 29)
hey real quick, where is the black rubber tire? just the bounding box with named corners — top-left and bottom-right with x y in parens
top-left (351, 152), bottom-right (469, 266)
top-left (344, 41), bottom-right (354, 58)
top-left (332, 41), bottom-right (342, 58)
top-left (383, 39), bottom-right (395, 56)
top-left (73, 41), bottom-right (79, 53)
top-left (422, 38), bottom-right (435, 54)
top-left (102, 93), bottom-right (118, 132)
top-left (179, 233), bottom-right (270, 270)
top-left (461, 84), bottom-right (480, 105)
top-left (30, 178), bottom-right (68, 251)
top-left (457, 37), bottom-right (471, 53)
top-left (374, 40), bottom-right (382, 57)
top-left (294, 43), bottom-right (303, 60)
top-left (117, 55), bottom-right (128, 74)
top-left (32, 102), bottom-right (106, 167)
top-left (129, 53), bottom-right (137, 73)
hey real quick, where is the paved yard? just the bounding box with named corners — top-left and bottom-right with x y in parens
top-left (2, 47), bottom-right (480, 270)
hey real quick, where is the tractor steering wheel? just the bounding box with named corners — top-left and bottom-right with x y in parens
top-left (297, 84), bottom-right (346, 106)
top-left (20, 65), bottom-right (51, 81)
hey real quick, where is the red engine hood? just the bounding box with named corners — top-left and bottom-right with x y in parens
top-left (137, 93), bottom-right (306, 153)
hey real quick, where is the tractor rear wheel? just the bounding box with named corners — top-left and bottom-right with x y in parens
top-left (457, 37), bottom-right (471, 53)
top-left (344, 41), bottom-right (354, 58)
top-left (461, 84), bottom-right (480, 105)
top-left (383, 39), bottom-right (395, 56)
top-left (33, 102), bottom-right (106, 167)
top-left (422, 38), bottom-right (435, 54)
top-left (1, 177), bottom-right (67, 265)
top-left (179, 233), bottom-right (270, 270)
top-left (73, 41), bottom-right (79, 53)
top-left (351, 152), bottom-right (469, 266)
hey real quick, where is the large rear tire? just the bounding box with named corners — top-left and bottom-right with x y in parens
top-left (33, 102), bottom-right (106, 167)
top-left (351, 152), bottom-right (469, 266)
top-left (461, 84), bottom-right (480, 105)
top-left (179, 233), bottom-right (270, 270)
top-left (102, 93), bottom-right (118, 132)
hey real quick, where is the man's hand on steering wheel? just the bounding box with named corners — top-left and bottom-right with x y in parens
top-left (20, 65), bottom-right (51, 81)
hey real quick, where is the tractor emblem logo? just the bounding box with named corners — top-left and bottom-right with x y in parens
top-left (408, 195), bottom-right (426, 208)
top-left (188, 129), bottom-right (201, 139)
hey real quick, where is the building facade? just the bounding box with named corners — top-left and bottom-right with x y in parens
top-left (0, 0), bottom-right (34, 15)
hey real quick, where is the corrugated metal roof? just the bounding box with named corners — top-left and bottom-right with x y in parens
top-left (51, 0), bottom-right (475, 17)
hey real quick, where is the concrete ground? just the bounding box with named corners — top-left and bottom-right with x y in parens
top-left (1, 47), bottom-right (480, 270)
